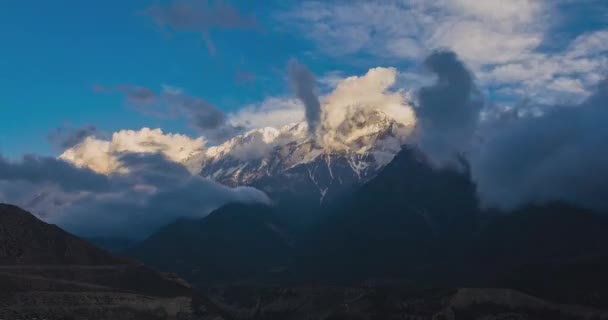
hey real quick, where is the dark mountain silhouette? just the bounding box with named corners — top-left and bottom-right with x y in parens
top-left (476, 204), bottom-right (608, 272)
top-left (86, 236), bottom-right (139, 252)
top-left (0, 203), bottom-right (227, 319)
top-left (128, 147), bottom-right (481, 285)
top-left (0, 203), bottom-right (126, 265)
top-left (128, 203), bottom-right (293, 287)
top-left (123, 146), bottom-right (608, 316)
top-left (474, 204), bottom-right (608, 308)
top-left (298, 147), bottom-right (479, 283)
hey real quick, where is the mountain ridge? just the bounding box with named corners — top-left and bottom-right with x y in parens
top-left (194, 110), bottom-right (411, 207)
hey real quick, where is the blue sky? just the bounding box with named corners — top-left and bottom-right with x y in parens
top-left (1, 0), bottom-right (311, 156)
top-left (1, 0), bottom-right (606, 157)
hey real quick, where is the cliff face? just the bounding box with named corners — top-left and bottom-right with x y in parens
top-left (0, 203), bottom-right (216, 320)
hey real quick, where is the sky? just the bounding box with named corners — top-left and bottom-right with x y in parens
top-left (0, 0), bottom-right (607, 238)
top-left (2, 0), bottom-right (605, 158)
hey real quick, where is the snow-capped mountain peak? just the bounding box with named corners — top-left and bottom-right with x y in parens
top-left (195, 109), bottom-right (413, 204)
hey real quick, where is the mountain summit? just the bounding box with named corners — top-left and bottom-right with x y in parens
top-left (193, 110), bottom-right (412, 214)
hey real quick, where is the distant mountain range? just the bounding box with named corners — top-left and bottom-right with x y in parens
top-left (5, 140), bottom-right (608, 318)
top-left (129, 146), bottom-right (608, 310)
top-left (6, 109), bottom-right (608, 318)
top-left (129, 148), bottom-right (608, 306)
top-left (5, 200), bottom-right (608, 319)
top-left (128, 203), bottom-right (293, 286)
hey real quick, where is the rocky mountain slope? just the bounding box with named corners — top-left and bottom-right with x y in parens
top-left (0, 203), bottom-right (224, 319)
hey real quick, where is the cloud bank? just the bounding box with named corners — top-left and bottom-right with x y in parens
top-left (280, 0), bottom-right (608, 102)
top-left (59, 128), bottom-right (206, 175)
top-left (471, 79), bottom-right (608, 211)
top-left (0, 154), bottom-right (112, 192)
top-left (413, 50), bottom-right (608, 211)
top-left (0, 151), bottom-right (270, 239)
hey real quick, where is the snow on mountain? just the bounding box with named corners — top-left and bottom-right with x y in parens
top-left (192, 109), bottom-right (413, 204)
top-left (58, 67), bottom-right (417, 208)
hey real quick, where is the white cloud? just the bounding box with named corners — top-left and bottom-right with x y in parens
top-left (428, 20), bottom-right (541, 66)
top-left (567, 30), bottom-right (608, 59)
top-left (480, 30), bottom-right (608, 102)
top-left (317, 70), bottom-right (345, 90)
top-left (279, 0), bottom-right (607, 102)
top-left (321, 67), bottom-right (415, 130)
top-left (227, 97), bottom-right (305, 130)
top-left (445, 0), bottom-right (540, 22)
top-left (548, 77), bottom-right (587, 94)
top-left (60, 128), bottom-right (206, 175)
top-left (279, 0), bottom-right (544, 66)
top-left (227, 67), bottom-right (416, 145)
top-left (385, 37), bottom-right (422, 59)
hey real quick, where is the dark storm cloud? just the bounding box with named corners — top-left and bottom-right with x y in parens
top-left (471, 80), bottom-right (608, 211)
top-left (415, 50), bottom-right (483, 168)
top-left (288, 59), bottom-right (321, 136)
top-left (48, 125), bottom-right (99, 150)
top-left (0, 154), bottom-right (111, 192)
top-left (141, 0), bottom-right (259, 55)
top-left (413, 51), bottom-right (608, 211)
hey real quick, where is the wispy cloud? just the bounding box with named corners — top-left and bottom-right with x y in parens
top-left (141, 0), bottom-right (259, 55)
top-left (47, 124), bottom-right (99, 151)
top-left (235, 70), bottom-right (257, 85)
top-left (278, 0), bottom-right (545, 64)
top-left (96, 84), bottom-right (241, 142)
